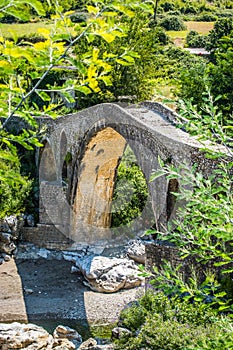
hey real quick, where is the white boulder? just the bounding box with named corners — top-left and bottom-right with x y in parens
top-left (75, 255), bottom-right (143, 293)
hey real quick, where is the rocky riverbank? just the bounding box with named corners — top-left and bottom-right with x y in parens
top-left (0, 241), bottom-right (146, 349)
top-left (0, 322), bottom-right (114, 349)
top-left (0, 215), bottom-right (147, 348)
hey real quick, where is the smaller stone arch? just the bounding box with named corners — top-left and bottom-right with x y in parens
top-left (60, 130), bottom-right (67, 170)
top-left (39, 139), bottom-right (57, 182)
top-left (166, 178), bottom-right (179, 221)
top-left (59, 130), bottom-right (70, 186)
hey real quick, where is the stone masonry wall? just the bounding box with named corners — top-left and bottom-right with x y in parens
top-left (145, 242), bottom-right (233, 284)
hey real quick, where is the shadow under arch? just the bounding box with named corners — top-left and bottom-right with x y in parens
top-left (39, 139), bottom-right (57, 182)
top-left (70, 126), bottom-right (153, 245)
top-left (60, 130), bottom-right (73, 198)
top-left (60, 130), bottom-right (68, 179)
top-left (166, 178), bottom-right (179, 222)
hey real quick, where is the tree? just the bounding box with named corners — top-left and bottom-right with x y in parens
top-left (208, 32), bottom-right (233, 121)
top-left (153, 0), bottom-right (160, 23)
top-left (149, 91), bottom-right (233, 308)
top-left (207, 17), bottom-right (233, 52)
top-left (0, 0), bottom-right (45, 22)
top-left (177, 25), bottom-right (233, 123)
top-left (0, 0), bottom-right (154, 217)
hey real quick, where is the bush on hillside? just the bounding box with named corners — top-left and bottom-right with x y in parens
top-left (161, 2), bottom-right (175, 12)
top-left (160, 16), bottom-right (186, 31)
top-left (196, 12), bottom-right (218, 21)
top-left (186, 30), bottom-right (209, 48)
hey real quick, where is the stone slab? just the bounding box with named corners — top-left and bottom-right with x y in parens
top-left (0, 259), bottom-right (28, 323)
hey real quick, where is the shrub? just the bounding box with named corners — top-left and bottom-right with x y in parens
top-left (70, 13), bottom-right (87, 23)
top-left (160, 16), bottom-right (186, 31)
top-left (186, 329), bottom-right (233, 350)
top-left (116, 291), bottom-right (232, 350)
top-left (196, 13), bottom-right (218, 21)
top-left (207, 17), bottom-right (233, 51)
top-left (0, 148), bottom-right (32, 219)
top-left (186, 30), bottom-right (209, 48)
top-left (177, 60), bottom-right (209, 105)
top-left (217, 10), bottom-right (233, 18)
top-left (161, 2), bottom-right (175, 12)
top-left (119, 318), bottom-right (219, 350)
top-left (120, 292), bottom-right (217, 330)
top-left (15, 33), bottom-right (46, 44)
top-left (183, 5), bottom-right (198, 15)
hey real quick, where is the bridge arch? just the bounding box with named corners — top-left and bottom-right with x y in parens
top-left (35, 102), bottom-right (216, 249)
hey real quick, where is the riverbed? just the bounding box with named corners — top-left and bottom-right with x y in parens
top-left (0, 255), bottom-right (143, 339)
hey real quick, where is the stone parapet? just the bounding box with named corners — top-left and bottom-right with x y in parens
top-left (20, 226), bottom-right (73, 250)
top-left (145, 241), bottom-right (233, 283)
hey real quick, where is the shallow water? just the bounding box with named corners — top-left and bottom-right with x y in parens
top-left (29, 318), bottom-right (113, 341)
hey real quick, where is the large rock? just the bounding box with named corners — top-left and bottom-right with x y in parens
top-left (125, 239), bottom-right (146, 264)
top-left (0, 322), bottom-right (52, 349)
top-left (0, 232), bottom-right (16, 256)
top-left (3, 215), bottom-right (24, 238)
top-left (0, 322), bottom-right (76, 349)
top-left (79, 337), bottom-right (97, 349)
top-left (23, 214), bottom-right (35, 227)
top-left (0, 215), bottom-right (24, 260)
top-left (75, 255), bottom-right (143, 293)
top-left (53, 324), bottom-right (82, 348)
top-left (78, 337), bottom-right (114, 349)
top-left (111, 326), bottom-right (132, 339)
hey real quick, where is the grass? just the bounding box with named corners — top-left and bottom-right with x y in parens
top-left (186, 21), bottom-right (214, 34)
top-left (0, 21), bottom-right (53, 37)
top-left (167, 21), bottom-right (214, 47)
top-left (1, 19), bottom-right (215, 38)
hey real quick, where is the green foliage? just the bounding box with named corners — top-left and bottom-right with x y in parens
top-left (195, 12), bottom-right (218, 22)
top-left (147, 262), bottom-right (233, 312)
top-left (111, 146), bottom-right (148, 227)
top-left (143, 44), bottom-right (202, 98)
top-left (207, 17), bottom-right (233, 51)
top-left (120, 291), bottom-right (216, 330)
top-left (149, 92), bottom-right (233, 313)
top-left (186, 30), bottom-right (209, 48)
top-left (158, 0), bottom-right (233, 20)
top-left (207, 35), bottom-right (233, 119)
top-left (161, 2), bottom-right (176, 13)
top-left (160, 15), bottom-right (186, 31)
top-left (119, 318), bottom-right (217, 350)
top-left (178, 90), bottom-right (233, 143)
top-left (0, 0), bottom-right (154, 218)
top-left (177, 25), bottom-right (233, 119)
top-left (73, 10), bottom-right (169, 107)
top-left (0, 147), bottom-right (31, 218)
top-left (116, 291), bottom-right (232, 350)
top-left (107, 16), bottom-right (168, 102)
top-left (0, 0), bottom-right (46, 22)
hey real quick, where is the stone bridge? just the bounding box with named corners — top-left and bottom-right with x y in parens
top-left (22, 102), bottom-right (216, 251)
